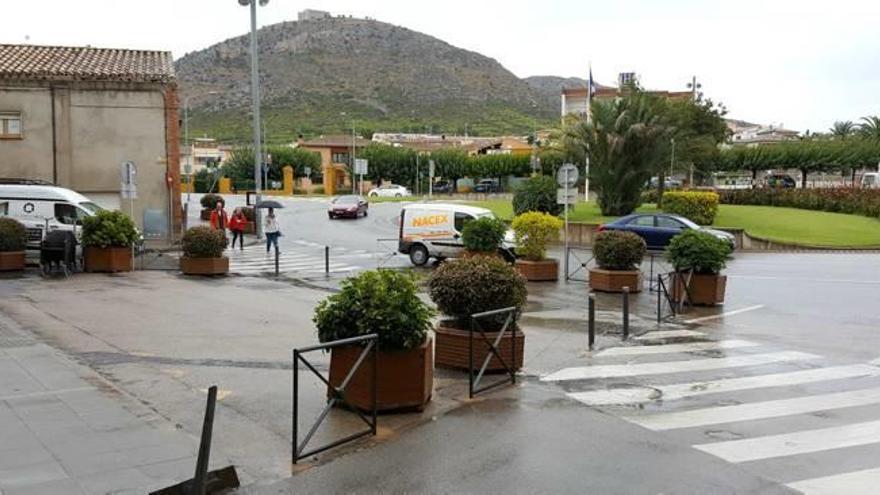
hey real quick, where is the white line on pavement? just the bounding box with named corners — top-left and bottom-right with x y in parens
top-left (597, 340), bottom-right (758, 357)
top-left (626, 386), bottom-right (880, 431)
top-left (728, 275), bottom-right (880, 286)
top-left (694, 419), bottom-right (880, 463)
top-left (634, 330), bottom-right (706, 341)
top-left (567, 364), bottom-right (880, 406)
top-left (787, 467), bottom-right (880, 495)
top-left (0, 386), bottom-right (95, 402)
top-left (540, 351), bottom-right (819, 382)
top-left (683, 305), bottom-right (765, 324)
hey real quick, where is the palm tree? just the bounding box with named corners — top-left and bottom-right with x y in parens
top-left (859, 116), bottom-right (880, 140)
top-left (830, 121), bottom-right (856, 139)
top-left (562, 91), bottom-right (673, 216)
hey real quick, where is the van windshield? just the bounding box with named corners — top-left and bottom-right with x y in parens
top-left (79, 202), bottom-right (103, 214)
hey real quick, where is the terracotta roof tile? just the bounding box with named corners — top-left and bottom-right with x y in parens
top-left (0, 44), bottom-right (175, 83)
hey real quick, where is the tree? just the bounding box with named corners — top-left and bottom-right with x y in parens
top-left (664, 96), bottom-right (729, 187)
top-left (562, 90), bottom-right (674, 216)
top-left (860, 116), bottom-right (880, 140)
top-left (830, 121), bottom-right (857, 139)
top-left (222, 146), bottom-right (321, 182)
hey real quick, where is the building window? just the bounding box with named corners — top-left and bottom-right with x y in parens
top-left (0, 112), bottom-right (22, 138)
top-left (332, 152), bottom-right (350, 165)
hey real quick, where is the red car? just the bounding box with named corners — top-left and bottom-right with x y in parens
top-left (328, 195), bottom-right (369, 219)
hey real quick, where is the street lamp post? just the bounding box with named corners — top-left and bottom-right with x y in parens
top-left (239, 0), bottom-right (268, 239)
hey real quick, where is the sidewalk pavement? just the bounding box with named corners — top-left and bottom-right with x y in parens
top-left (0, 311), bottom-right (225, 495)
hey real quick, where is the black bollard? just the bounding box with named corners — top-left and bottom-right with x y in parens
top-left (622, 286), bottom-right (630, 340)
top-left (588, 293), bottom-right (596, 350)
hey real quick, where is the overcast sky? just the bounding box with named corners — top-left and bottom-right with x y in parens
top-left (5, 0), bottom-right (879, 132)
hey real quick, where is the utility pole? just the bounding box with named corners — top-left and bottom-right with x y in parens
top-left (241, 0), bottom-right (267, 239)
top-left (687, 76), bottom-right (702, 100)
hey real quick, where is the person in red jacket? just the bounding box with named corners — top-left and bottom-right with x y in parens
top-left (228, 207), bottom-right (247, 250)
top-left (209, 200), bottom-right (229, 234)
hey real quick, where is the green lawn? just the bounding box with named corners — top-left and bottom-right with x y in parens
top-left (469, 199), bottom-right (880, 248)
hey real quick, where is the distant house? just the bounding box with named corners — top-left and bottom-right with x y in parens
top-left (298, 9), bottom-right (331, 21)
top-left (726, 119), bottom-right (800, 146)
top-left (561, 72), bottom-right (693, 121)
top-left (181, 137), bottom-right (223, 174)
top-left (371, 133), bottom-right (532, 157)
top-left (296, 135), bottom-right (371, 194)
top-left (0, 43), bottom-right (181, 243)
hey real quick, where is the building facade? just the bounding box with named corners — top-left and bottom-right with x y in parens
top-left (561, 72), bottom-right (693, 121)
top-left (0, 44), bottom-right (181, 243)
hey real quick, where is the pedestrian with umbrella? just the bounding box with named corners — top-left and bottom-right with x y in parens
top-left (257, 200), bottom-right (283, 255)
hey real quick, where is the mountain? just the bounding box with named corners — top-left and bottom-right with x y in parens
top-left (524, 76), bottom-right (587, 96)
top-left (176, 16), bottom-right (561, 142)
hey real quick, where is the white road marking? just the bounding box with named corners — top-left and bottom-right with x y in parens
top-left (0, 386), bottom-right (95, 402)
top-left (694, 419), bottom-right (880, 463)
top-left (567, 364), bottom-right (880, 406)
top-left (626, 386), bottom-right (880, 431)
top-left (683, 305), bottom-right (765, 324)
top-left (634, 330), bottom-right (706, 341)
top-left (871, 358), bottom-right (880, 366)
top-left (540, 351), bottom-right (819, 382)
top-left (597, 340), bottom-right (758, 357)
top-left (787, 467), bottom-right (880, 495)
top-left (729, 275), bottom-right (880, 286)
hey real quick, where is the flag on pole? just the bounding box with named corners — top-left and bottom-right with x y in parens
top-left (586, 63), bottom-right (594, 121)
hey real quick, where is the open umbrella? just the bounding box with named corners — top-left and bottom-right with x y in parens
top-left (255, 200), bottom-right (285, 209)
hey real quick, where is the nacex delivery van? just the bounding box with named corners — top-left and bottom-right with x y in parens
top-left (398, 203), bottom-right (515, 265)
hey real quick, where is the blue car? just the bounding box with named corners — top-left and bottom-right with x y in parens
top-left (598, 213), bottom-right (735, 251)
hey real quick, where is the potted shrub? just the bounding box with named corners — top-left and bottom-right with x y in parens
top-left (0, 218), bottom-right (27, 271)
top-left (511, 211), bottom-right (563, 281)
top-left (82, 210), bottom-right (138, 273)
top-left (180, 226), bottom-right (229, 275)
top-left (314, 270), bottom-right (435, 412)
top-left (429, 256), bottom-right (528, 371)
top-left (512, 175), bottom-right (562, 216)
top-left (589, 230), bottom-right (646, 292)
top-left (200, 194), bottom-right (223, 221)
top-left (461, 215), bottom-right (511, 260)
top-left (667, 229), bottom-right (732, 306)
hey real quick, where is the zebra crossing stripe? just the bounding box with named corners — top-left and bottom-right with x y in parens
top-left (694, 419), bottom-right (880, 463)
top-left (596, 340), bottom-right (758, 357)
top-left (633, 330), bottom-right (706, 341)
top-left (786, 467), bottom-right (880, 495)
top-left (625, 386), bottom-right (880, 431)
top-left (567, 364), bottom-right (880, 406)
top-left (540, 351), bottom-right (819, 382)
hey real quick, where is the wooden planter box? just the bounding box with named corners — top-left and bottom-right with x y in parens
top-left (180, 256), bottom-right (229, 276)
top-left (243, 223), bottom-right (256, 235)
top-left (589, 268), bottom-right (642, 293)
top-left (328, 337), bottom-right (433, 412)
top-left (84, 247), bottom-right (132, 273)
top-left (0, 251), bottom-right (26, 271)
top-left (515, 259), bottom-right (558, 281)
top-left (671, 272), bottom-right (727, 306)
top-left (435, 324), bottom-right (524, 372)
top-left (200, 209), bottom-right (212, 221)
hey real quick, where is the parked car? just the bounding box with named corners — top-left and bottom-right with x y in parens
top-left (862, 172), bottom-right (880, 188)
top-left (598, 213), bottom-right (735, 251)
top-left (432, 180), bottom-right (453, 194)
top-left (398, 203), bottom-right (516, 266)
top-left (765, 174), bottom-right (796, 188)
top-left (328, 195), bottom-right (368, 219)
top-left (368, 184), bottom-right (411, 198)
top-left (473, 179), bottom-right (500, 193)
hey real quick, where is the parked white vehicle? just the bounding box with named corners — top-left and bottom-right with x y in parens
top-left (0, 184), bottom-right (104, 257)
top-left (398, 203), bottom-right (516, 266)
top-left (368, 184), bottom-right (411, 198)
top-left (861, 173), bottom-right (879, 188)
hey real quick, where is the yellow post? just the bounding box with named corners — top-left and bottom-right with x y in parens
top-left (283, 166), bottom-right (294, 195)
top-left (219, 177), bottom-right (231, 194)
top-left (323, 165), bottom-right (336, 195)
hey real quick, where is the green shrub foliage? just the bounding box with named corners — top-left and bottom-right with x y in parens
top-left (593, 230), bottom-right (646, 270)
top-left (666, 229), bottom-right (732, 274)
top-left (200, 193), bottom-right (224, 209)
top-left (662, 191), bottom-right (720, 225)
top-left (718, 188), bottom-right (880, 218)
top-left (313, 270), bottom-right (434, 351)
top-left (428, 256), bottom-right (527, 330)
top-left (0, 218), bottom-right (27, 252)
top-left (182, 226), bottom-right (227, 258)
top-left (513, 175), bottom-right (562, 216)
top-left (461, 216), bottom-right (507, 253)
top-left (81, 210), bottom-right (139, 248)
top-left (511, 211), bottom-right (562, 261)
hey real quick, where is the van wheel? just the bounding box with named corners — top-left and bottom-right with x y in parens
top-left (409, 244), bottom-right (429, 266)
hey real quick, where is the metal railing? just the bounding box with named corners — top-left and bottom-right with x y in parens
top-left (375, 238), bottom-right (402, 269)
top-left (564, 246), bottom-right (594, 282)
top-left (292, 334), bottom-right (378, 464)
top-left (469, 307), bottom-right (518, 398)
top-left (646, 251), bottom-right (673, 293)
top-left (656, 272), bottom-right (693, 322)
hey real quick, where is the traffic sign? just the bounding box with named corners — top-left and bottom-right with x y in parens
top-left (120, 161), bottom-right (137, 199)
top-left (557, 188), bottom-right (577, 205)
top-left (354, 158), bottom-right (368, 175)
top-left (428, 159), bottom-right (435, 177)
top-left (557, 163), bottom-right (579, 187)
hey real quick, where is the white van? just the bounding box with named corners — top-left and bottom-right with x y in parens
top-left (0, 184), bottom-right (104, 253)
top-left (398, 203), bottom-right (516, 265)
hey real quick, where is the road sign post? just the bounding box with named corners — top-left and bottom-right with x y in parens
top-left (355, 159), bottom-right (368, 196)
top-left (557, 163), bottom-right (578, 282)
top-left (428, 160), bottom-right (435, 198)
top-left (120, 161), bottom-right (137, 270)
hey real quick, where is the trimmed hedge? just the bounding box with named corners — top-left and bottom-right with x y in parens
top-left (662, 191), bottom-right (719, 225)
top-left (718, 188), bottom-right (880, 218)
top-left (511, 212), bottom-right (563, 261)
top-left (0, 218), bottom-right (27, 252)
top-left (667, 230), bottom-right (732, 275)
top-left (200, 193), bottom-right (223, 209)
top-left (182, 226), bottom-right (227, 258)
top-left (593, 230), bottom-right (646, 270)
top-left (513, 175), bottom-right (562, 216)
top-left (461, 216), bottom-right (507, 253)
top-left (81, 210), bottom-right (139, 248)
